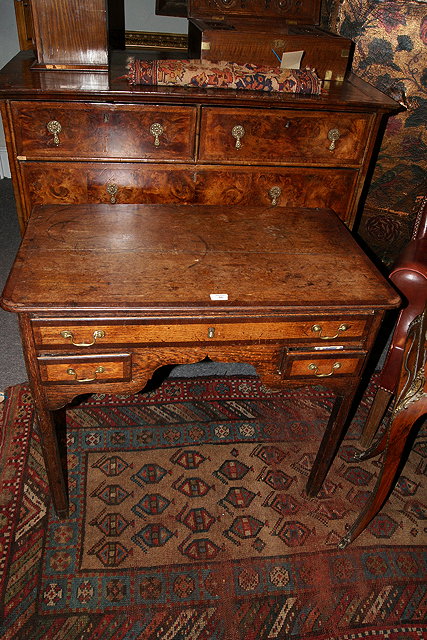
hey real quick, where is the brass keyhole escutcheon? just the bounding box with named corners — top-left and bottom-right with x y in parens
top-left (47, 120), bottom-right (62, 145)
top-left (231, 125), bottom-right (245, 149)
top-left (327, 128), bottom-right (341, 151)
top-left (150, 122), bottom-right (164, 146)
top-left (106, 183), bottom-right (118, 204)
top-left (269, 186), bottom-right (282, 206)
top-left (208, 327), bottom-right (215, 338)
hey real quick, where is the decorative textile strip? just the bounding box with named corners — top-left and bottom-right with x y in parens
top-left (126, 58), bottom-right (323, 94)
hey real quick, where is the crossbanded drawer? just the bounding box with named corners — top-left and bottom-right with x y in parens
top-left (32, 317), bottom-right (371, 348)
top-left (11, 102), bottom-right (197, 161)
top-left (20, 163), bottom-right (196, 212)
top-left (21, 162), bottom-right (357, 223)
top-left (199, 107), bottom-right (373, 165)
top-left (37, 354), bottom-right (132, 384)
top-left (194, 166), bottom-right (358, 222)
top-left (282, 351), bottom-right (366, 379)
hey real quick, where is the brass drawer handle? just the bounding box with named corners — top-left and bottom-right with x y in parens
top-left (106, 183), bottom-right (118, 204)
top-left (60, 329), bottom-right (105, 347)
top-left (231, 124), bottom-right (245, 149)
top-left (47, 120), bottom-right (62, 146)
top-left (308, 362), bottom-right (341, 377)
top-left (66, 365), bottom-right (105, 382)
top-left (208, 327), bottom-right (215, 338)
top-left (327, 128), bottom-right (341, 151)
top-left (150, 122), bottom-right (164, 146)
top-left (268, 186), bottom-right (282, 206)
top-left (311, 323), bottom-right (348, 340)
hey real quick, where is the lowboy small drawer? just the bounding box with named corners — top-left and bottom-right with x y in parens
top-left (11, 102), bottom-right (197, 161)
top-left (32, 317), bottom-right (371, 347)
top-left (282, 351), bottom-right (366, 378)
top-left (37, 354), bottom-right (131, 384)
top-left (199, 107), bottom-right (372, 165)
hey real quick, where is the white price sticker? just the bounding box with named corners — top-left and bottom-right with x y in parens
top-left (210, 293), bottom-right (229, 301)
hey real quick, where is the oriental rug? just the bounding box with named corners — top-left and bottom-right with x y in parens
top-left (0, 375), bottom-right (426, 639)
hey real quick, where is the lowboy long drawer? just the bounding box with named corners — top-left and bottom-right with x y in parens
top-left (10, 102), bottom-right (197, 161)
top-left (32, 317), bottom-right (371, 348)
top-left (199, 107), bottom-right (373, 165)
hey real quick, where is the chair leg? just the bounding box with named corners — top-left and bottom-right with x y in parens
top-left (359, 387), bottom-right (393, 448)
top-left (339, 401), bottom-right (425, 548)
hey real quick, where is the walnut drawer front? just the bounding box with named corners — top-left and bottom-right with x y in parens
top-left (20, 162), bottom-right (356, 223)
top-left (37, 354), bottom-right (132, 384)
top-left (194, 166), bottom-right (358, 220)
top-left (32, 317), bottom-right (370, 348)
top-left (11, 102), bottom-right (197, 161)
top-left (282, 351), bottom-right (366, 379)
top-left (20, 163), bottom-right (196, 211)
top-left (199, 107), bottom-right (372, 165)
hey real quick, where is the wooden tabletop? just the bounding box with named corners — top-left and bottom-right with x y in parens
top-left (1, 204), bottom-right (400, 313)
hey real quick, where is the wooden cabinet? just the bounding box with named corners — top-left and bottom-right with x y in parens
top-left (188, 0), bottom-right (322, 24)
top-left (0, 51), bottom-right (398, 232)
top-left (29, 0), bottom-right (109, 70)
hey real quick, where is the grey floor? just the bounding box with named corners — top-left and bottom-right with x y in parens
top-left (0, 179), bottom-right (27, 391)
top-left (0, 178), bottom-right (254, 394)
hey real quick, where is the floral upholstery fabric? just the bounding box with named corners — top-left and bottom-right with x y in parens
top-left (126, 58), bottom-right (322, 94)
top-left (323, 0), bottom-right (427, 265)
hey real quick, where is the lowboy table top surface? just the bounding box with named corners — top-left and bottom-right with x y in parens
top-left (1, 204), bottom-right (400, 313)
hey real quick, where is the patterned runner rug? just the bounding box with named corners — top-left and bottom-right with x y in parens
top-left (0, 376), bottom-right (425, 639)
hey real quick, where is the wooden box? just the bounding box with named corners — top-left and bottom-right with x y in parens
top-left (188, 20), bottom-right (353, 81)
top-left (30, 0), bottom-right (109, 70)
top-left (188, 0), bottom-right (322, 25)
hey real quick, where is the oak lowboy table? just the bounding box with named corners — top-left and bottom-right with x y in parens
top-left (1, 203), bottom-right (400, 519)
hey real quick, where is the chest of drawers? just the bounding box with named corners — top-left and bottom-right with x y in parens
top-left (0, 50), bottom-right (398, 232)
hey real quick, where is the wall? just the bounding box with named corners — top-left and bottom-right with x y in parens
top-left (125, 0), bottom-right (186, 33)
top-left (0, 2), bottom-right (20, 177)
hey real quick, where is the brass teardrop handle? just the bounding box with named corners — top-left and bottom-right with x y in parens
top-left (60, 329), bottom-right (105, 347)
top-left (150, 122), bottom-right (164, 146)
top-left (47, 120), bottom-right (62, 146)
top-left (106, 183), bottom-right (118, 204)
top-left (66, 366), bottom-right (105, 382)
top-left (231, 125), bottom-right (245, 149)
top-left (268, 186), bottom-right (282, 206)
top-left (308, 362), bottom-right (341, 377)
top-left (327, 128), bottom-right (340, 151)
top-left (311, 323), bottom-right (348, 340)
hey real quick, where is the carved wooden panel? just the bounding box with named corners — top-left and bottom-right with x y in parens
top-left (188, 0), bottom-right (321, 24)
